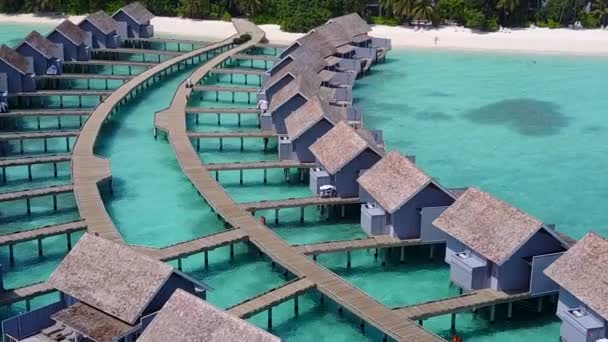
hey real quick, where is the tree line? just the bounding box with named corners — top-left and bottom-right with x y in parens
top-left (1, 0), bottom-right (606, 32)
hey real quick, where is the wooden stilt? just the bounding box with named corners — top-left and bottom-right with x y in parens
top-left (66, 232), bottom-right (72, 251)
top-left (267, 307), bottom-right (272, 330)
top-left (294, 295), bottom-right (299, 317)
top-left (9, 244), bottom-right (14, 265)
top-left (490, 304), bottom-right (496, 323)
top-left (400, 246), bottom-right (405, 264)
top-left (38, 239), bottom-right (43, 256)
top-left (346, 251), bottom-right (351, 270)
top-left (507, 302), bottom-right (513, 319)
top-left (450, 313), bottom-right (456, 334)
top-left (300, 207), bottom-right (305, 223)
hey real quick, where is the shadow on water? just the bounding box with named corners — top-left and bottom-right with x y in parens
top-left (414, 110), bottom-right (453, 121)
top-left (580, 125), bottom-right (605, 134)
top-left (462, 98), bottom-right (571, 136)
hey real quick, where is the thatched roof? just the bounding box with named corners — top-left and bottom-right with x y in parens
top-left (545, 232), bottom-right (608, 320)
top-left (48, 233), bottom-right (174, 325)
top-left (309, 121), bottom-right (384, 175)
top-left (266, 59), bottom-right (320, 92)
top-left (115, 2), bottom-right (154, 25)
top-left (18, 31), bottom-right (61, 59)
top-left (52, 303), bottom-right (134, 342)
top-left (285, 96), bottom-right (345, 140)
top-left (324, 56), bottom-right (342, 67)
top-left (54, 20), bottom-right (89, 46)
top-left (432, 187), bottom-right (544, 265)
top-left (317, 69), bottom-right (336, 82)
top-left (312, 22), bottom-right (352, 48)
top-left (268, 73), bottom-right (322, 113)
top-left (328, 13), bottom-right (371, 37)
top-left (0, 44), bottom-right (31, 75)
top-left (81, 11), bottom-right (118, 34)
top-left (358, 151), bottom-right (446, 214)
top-left (295, 32), bottom-right (337, 58)
top-left (139, 289), bottom-right (281, 342)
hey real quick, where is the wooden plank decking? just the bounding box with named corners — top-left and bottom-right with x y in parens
top-left (227, 277), bottom-right (315, 318)
top-left (0, 109), bottom-right (90, 118)
top-left (207, 160), bottom-right (314, 171)
top-left (36, 74), bottom-right (132, 81)
top-left (0, 130), bottom-right (80, 141)
top-left (238, 196), bottom-right (361, 211)
top-left (192, 85), bottom-right (260, 93)
top-left (186, 107), bottom-right (260, 114)
top-left (124, 37), bottom-right (209, 46)
top-left (211, 68), bottom-right (266, 76)
top-left (0, 154), bottom-right (72, 168)
top-left (92, 48), bottom-right (183, 56)
top-left (0, 282), bottom-right (55, 306)
top-left (0, 184), bottom-right (74, 202)
top-left (294, 237), bottom-right (423, 256)
top-left (394, 289), bottom-right (531, 320)
top-left (63, 60), bottom-right (157, 68)
top-left (0, 220), bottom-right (87, 247)
top-left (156, 19), bottom-right (443, 342)
top-left (9, 90), bottom-right (113, 98)
top-left (232, 54), bottom-right (277, 61)
top-left (187, 130), bottom-right (277, 139)
top-left (255, 43), bottom-right (288, 49)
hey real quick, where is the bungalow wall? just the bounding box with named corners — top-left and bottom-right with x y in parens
top-left (279, 44), bottom-right (299, 59)
top-left (143, 274), bottom-right (198, 317)
top-left (272, 95), bottom-right (307, 134)
top-left (266, 74), bottom-right (294, 102)
top-left (16, 44), bottom-right (62, 75)
top-left (79, 21), bottom-right (120, 48)
top-left (47, 32), bottom-right (92, 61)
top-left (292, 119), bottom-right (333, 162)
top-left (0, 62), bottom-right (35, 93)
top-left (390, 184), bottom-right (454, 239)
top-left (556, 289), bottom-right (607, 342)
top-left (113, 11), bottom-right (153, 38)
top-left (268, 57), bottom-right (292, 77)
top-left (332, 149), bottom-right (381, 198)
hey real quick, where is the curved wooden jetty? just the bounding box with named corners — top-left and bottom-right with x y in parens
top-left (0, 220), bottom-right (86, 247)
top-left (154, 20), bottom-right (443, 342)
top-left (294, 237), bottom-right (423, 256)
top-left (227, 277), bottom-right (315, 319)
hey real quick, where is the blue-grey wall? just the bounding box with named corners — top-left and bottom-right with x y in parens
top-left (144, 273), bottom-right (197, 317)
top-left (293, 119), bottom-right (333, 162)
top-left (389, 184), bottom-right (454, 239)
top-left (16, 44), bottom-right (50, 75)
top-left (113, 11), bottom-right (148, 38)
top-left (272, 94), bottom-right (307, 134)
top-left (0, 62), bottom-right (25, 93)
top-left (79, 20), bottom-right (107, 48)
top-left (279, 44), bottom-right (298, 59)
top-left (48, 32), bottom-right (77, 61)
top-left (333, 149), bottom-right (381, 198)
top-left (269, 57), bottom-right (292, 77)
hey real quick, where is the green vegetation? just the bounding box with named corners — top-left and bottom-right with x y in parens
top-left (2, 0), bottom-right (605, 32)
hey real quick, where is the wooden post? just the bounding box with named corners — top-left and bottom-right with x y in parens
top-left (66, 232), bottom-right (72, 251)
top-left (263, 169), bottom-right (267, 184)
top-left (450, 313), bottom-right (456, 334)
top-left (237, 113), bottom-right (241, 127)
top-left (26, 198), bottom-right (31, 215)
top-left (219, 138), bottom-right (223, 151)
top-left (346, 251), bottom-right (351, 270)
top-left (537, 297), bottom-right (543, 313)
top-left (204, 250), bottom-right (209, 268)
top-left (240, 137), bottom-right (244, 151)
top-left (300, 207), bottom-right (305, 223)
top-left (400, 246), bottom-right (405, 264)
top-left (507, 302), bottom-right (513, 319)
top-left (267, 307), bottom-right (273, 330)
top-left (429, 244), bottom-right (435, 260)
top-left (27, 164), bottom-right (32, 180)
top-left (38, 238), bottom-right (43, 256)
top-left (9, 244), bottom-right (15, 265)
top-left (53, 163), bottom-right (58, 178)
top-left (312, 254), bottom-right (317, 262)
top-left (294, 295), bottom-right (299, 317)
top-left (178, 258), bottom-right (183, 271)
top-left (239, 170), bottom-right (243, 184)
top-left (490, 304), bottom-right (496, 323)
top-left (419, 320), bottom-right (423, 326)
top-left (217, 113), bottom-right (221, 126)
top-left (53, 195), bottom-right (58, 211)
top-left (25, 299), bottom-right (31, 312)
top-left (230, 243), bottom-right (234, 260)
top-left (275, 209), bottom-right (279, 224)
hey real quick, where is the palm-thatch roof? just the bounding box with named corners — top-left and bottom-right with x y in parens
top-left (295, 31), bottom-right (337, 58)
top-left (139, 289), bottom-right (281, 342)
top-left (544, 232), bottom-right (608, 320)
top-left (268, 73), bottom-right (322, 113)
top-left (266, 59), bottom-right (321, 92)
top-left (114, 2), bottom-right (154, 25)
top-left (81, 11), bottom-right (118, 35)
top-left (312, 22), bottom-right (352, 48)
top-left (48, 233), bottom-right (174, 325)
top-left (18, 31), bottom-right (61, 59)
top-left (432, 187), bottom-right (544, 265)
top-left (52, 302), bottom-right (134, 342)
top-left (285, 95), bottom-right (346, 140)
top-left (357, 150), bottom-right (451, 214)
top-left (53, 20), bottom-right (89, 46)
top-left (0, 44), bottom-right (31, 75)
top-left (328, 13), bottom-right (371, 37)
top-left (309, 121), bottom-right (384, 175)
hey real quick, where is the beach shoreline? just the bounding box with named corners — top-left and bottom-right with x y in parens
top-left (1, 13), bottom-right (608, 56)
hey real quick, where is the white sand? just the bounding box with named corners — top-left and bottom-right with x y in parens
top-left (2, 13), bottom-right (608, 55)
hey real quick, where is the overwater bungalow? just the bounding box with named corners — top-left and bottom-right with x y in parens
top-left (15, 31), bottom-right (63, 75)
top-left (544, 233), bottom-right (608, 342)
top-left (78, 10), bottom-right (125, 48)
top-left (357, 150), bottom-right (456, 239)
top-left (139, 289), bottom-right (281, 342)
top-left (312, 22), bottom-right (370, 72)
top-left (0, 44), bottom-right (36, 93)
top-left (47, 20), bottom-right (92, 61)
top-left (113, 2), bottom-right (155, 39)
top-left (328, 13), bottom-right (392, 58)
top-left (309, 121), bottom-right (385, 198)
top-left (432, 187), bottom-right (571, 294)
top-left (282, 95), bottom-right (359, 162)
top-left (1, 233), bottom-right (210, 341)
top-left (263, 73), bottom-right (351, 134)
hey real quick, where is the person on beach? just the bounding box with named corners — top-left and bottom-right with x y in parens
top-left (434, 36), bottom-right (439, 45)
top-left (257, 99), bottom-right (268, 113)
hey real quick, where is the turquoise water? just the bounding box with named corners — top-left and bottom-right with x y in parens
top-left (1, 21), bottom-right (605, 341)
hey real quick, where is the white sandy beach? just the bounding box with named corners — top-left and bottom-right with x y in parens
top-left (2, 13), bottom-right (608, 55)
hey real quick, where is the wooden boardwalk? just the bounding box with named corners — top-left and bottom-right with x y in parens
top-left (255, 43), bottom-right (288, 49)
top-left (227, 278), bottom-right (315, 318)
top-left (63, 60), bottom-right (157, 68)
top-left (0, 220), bottom-right (87, 247)
top-left (394, 289), bottom-right (530, 320)
top-left (211, 68), bottom-right (266, 76)
top-left (124, 37), bottom-right (209, 46)
top-left (294, 237), bottom-right (423, 256)
top-left (187, 130), bottom-right (277, 139)
top-left (0, 184), bottom-right (74, 202)
top-left (0, 109), bottom-right (90, 118)
top-left (192, 85), bottom-right (260, 93)
top-left (92, 48), bottom-right (183, 57)
top-left (0, 130), bottom-right (80, 141)
top-left (9, 90), bottom-right (113, 98)
top-left (239, 196), bottom-right (361, 211)
top-left (186, 107), bottom-right (260, 114)
top-left (0, 154), bottom-right (71, 168)
top-left (156, 19), bottom-right (443, 342)
top-left (207, 160), bottom-right (314, 171)
top-left (137, 229), bottom-right (249, 261)
top-left (36, 74), bottom-right (132, 81)
top-left (232, 54), bottom-right (277, 61)
top-left (0, 282), bottom-right (55, 306)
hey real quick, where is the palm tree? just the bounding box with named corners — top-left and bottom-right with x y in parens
top-left (381, 0), bottom-right (417, 18)
top-left (593, 0), bottom-right (608, 25)
top-left (237, 0), bottom-right (262, 16)
top-left (496, 0), bottom-right (519, 19)
top-left (412, 0), bottom-right (436, 22)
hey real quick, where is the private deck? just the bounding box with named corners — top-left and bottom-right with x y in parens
top-left (0, 109), bottom-right (90, 118)
top-left (124, 37), bottom-right (209, 50)
top-left (36, 74), bottom-right (133, 82)
top-left (185, 107), bottom-right (260, 114)
top-left (156, 20), bottom-right (443, 341)
top-left (0, 220), bottom-right (86, 247)
top-left (232, 54), bottom-right (277, 61)
top-left (210, 68), bottom-right (266, 76)
top-left (187, 130), bottom-right (277, 139)
top-left (294, 237), bottom-right (424, 256)
top-left (394, 289), bottom-right (531, 321)
top-left (0, 184), bottom-right (74, 203)
top-left (227, 277), bottom-right (315, 319)
top-left (0, 282), bottom-right (55, 307)
top-left (8, 90), bottom-right (113, 98)
top-left (192, 85), bottom-right (260, 93)
top-left (239, 196), bottom-right (360, 211)
top-left (206, 160), bottom-right (314, 171)
top-left (63, 60), bottom-right (157, 68)
top-left (0, 130), bottom-right (80, 141)
top-left (92, 48), bottom-right (183, 57)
